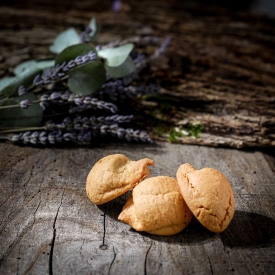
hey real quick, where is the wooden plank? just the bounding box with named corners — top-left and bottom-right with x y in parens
top-left (0, 142), bottom-right (274, 274)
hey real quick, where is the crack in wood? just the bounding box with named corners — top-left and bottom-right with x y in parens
top-left (100, 204), bottom-right (108, 250)
top-left (144, 241), bottom-right (153, 275)
top-left (49, 188), bottom-right (65, 275)
top-left (108, 245), bottom-right (116, 275)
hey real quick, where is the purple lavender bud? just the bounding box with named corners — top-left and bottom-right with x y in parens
top-left (18, 85), bottom-right (26, 96)
top-left (43, 78), bottom-right (51, 85)
top-left (40, 94), bottom-right (49, 102)
top-left (10, 133), bottom-right (22, 142)
top-left (82, 54), bottom-right (90, 63)
top-left (68, 94), bottom-right (76, 103)
top-left (88, 51), bottom-right (97, 60)
top-left (22, 137), bottom-right (29, 144)
top-left (48, 132), bottom-right (56, 144)
top-left (62, 65), bottom-right (70, 72)
top-left (74, 56), bottom-right (84, 66)
top-left (30, 131), bottom-right (39, 138)
top-left (39, 134), bottom-right (48, 145)
top-left (63, 132), bottom-right (76, 141)
top-left (83, 96), bottom-right (91, 104)
top-left (49, 68), bottom-right (57, 79)
top-left (42, 69), bottom-right (50, 79)
top-left (33, 74), bottom-right (43, 86)
top-left (61, 91), bottom-right (70, 101)
top-left (100, 125), bottom-right (108, 135)
top-left (63, 133), bottom-right (71, 141)
top-left (67, 60), bottom-right (76, 69)
top-left (73, 123), bottom-right (82, 131)
top-left (55, 62), bottom-right (66, 73)
top-left (50, 92), bottom-right (61, 101)
top-left (30, 138), bottom-right (38, 145)
top-left (19, 99), bottom-right (31, 109)
top-left (23, 131), bottom-right (31, 138)
top-left (74, 97), bottom-right (83, 106)
top-left (57, 72), bottom-right (66, 77)
top-left (45, 121), bottom-right (56, 131)
top-left (39, 102), bottom-right (47, 111)
top-left (83, 131), bottom-right (91, 142)
top-left (55, 131), bottom-right (63, 143)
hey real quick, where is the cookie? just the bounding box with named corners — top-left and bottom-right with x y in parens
top-left (176, 163), bottom-right (235, 233)
top-left (118, 176), bottom-right (193, 236)
top-left (86, 154), bottom-right (154, 205)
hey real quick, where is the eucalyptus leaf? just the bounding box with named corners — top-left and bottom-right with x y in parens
top-left (68, 60), bottom-right (106, 95)
top-left (49, 28), bottom-right (81, 54)
top-left (13, 59), bottom-right (54, 76)
top-left (55, 43), bottom-right (95, 66)
top-left (36, 60), bottom-right (55, 70)
top-left (98, 43), bottom-right (134, 67)
top-left (0, 93), bottom-right (43, 128)
top-left (105, 56), bottom-right (135, 78)
top-left (0, 77), bottom-right (15, 92)
top-left (0, 71), bottom-right (40, 98)
top-left (13, 60), bottom-right (38, 76)
top-left (87, 18), bottom-right (97, 41)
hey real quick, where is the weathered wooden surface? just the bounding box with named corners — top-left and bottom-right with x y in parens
top-left (0, 0), bottom-right (275, 148)
top-left (0, 142), bottom-right (275, 274)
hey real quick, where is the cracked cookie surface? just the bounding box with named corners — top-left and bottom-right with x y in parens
top-left (118, 176), bottom-right (193, 236)
top-left (176, 163), bottom-right (235, 233)
top-left (86, 154), bottom-right (154, 205)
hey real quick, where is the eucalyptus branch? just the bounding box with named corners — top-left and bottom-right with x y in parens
top-left (18, 50), bottom-right (97, 96)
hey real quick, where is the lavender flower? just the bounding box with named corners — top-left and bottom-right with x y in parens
top-left (19, 99), bottom-right (31, 109)
top-left (44, 115), bottom-right (133, 132)
top-left (96, 81), bottom-right (159, 100)
top-left (10, 124), bottom-right (152, 145)
top-left (32, 51), bottom-right (97, 88)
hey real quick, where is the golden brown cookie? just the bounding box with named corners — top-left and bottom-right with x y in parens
top-left (86, 154), bottom-right (154, 205)
top-left (176, 163), bottom-right (235, 233)
top-left (118, 176), bottom-right (193, 236)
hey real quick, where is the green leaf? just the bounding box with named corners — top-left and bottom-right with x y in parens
top-left (13, 60), bottom-right (38, 76)
top-left (105, 56), bottom-right (135, 78)
top-left (49, 28), bottom-right (81, 54)
top-left (55, 43), bottom-right (95, 66)
top-left (68, 60), bottom-right (106, 95)
top-left (13, 59), bottom-right (54, 76)
top-left (98, 43), bottom-right (134, 67)
top-left (36, 60), bottom-right (55, 70)
top-left (0, 77), bottom-right (15, 91)
top-left (0, 93), bottom-right (43, 128)
top-left (0, 71), bottom-right (39, 98)
top-left (86, 18), bottom-right (97, 41)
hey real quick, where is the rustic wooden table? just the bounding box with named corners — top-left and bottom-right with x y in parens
top-left (1, 0), bottom-right (275, 274)
top-left (0, 142), bottom-right (275, 274)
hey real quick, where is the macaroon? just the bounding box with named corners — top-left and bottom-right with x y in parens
top-left (176, 163), bottom-right (235, 233)
top-left (118, 176), bottom-right (193, 236)
top-left (86, 154), bottom-right (154, 205)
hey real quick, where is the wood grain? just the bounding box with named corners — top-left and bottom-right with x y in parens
top-left (0, 142), bottom-right (274, 274)
top-left (0, 0), bottom-right (275, 148)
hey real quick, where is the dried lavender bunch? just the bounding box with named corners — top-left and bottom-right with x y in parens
top-left (38, 90), bottom-right (117, 113)
top-left (0, 15), bottom-right (171, 148)
top-left (44, 115), bottom-right (134, 131)
top-left (9, 126), bottom-right (152, 146)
